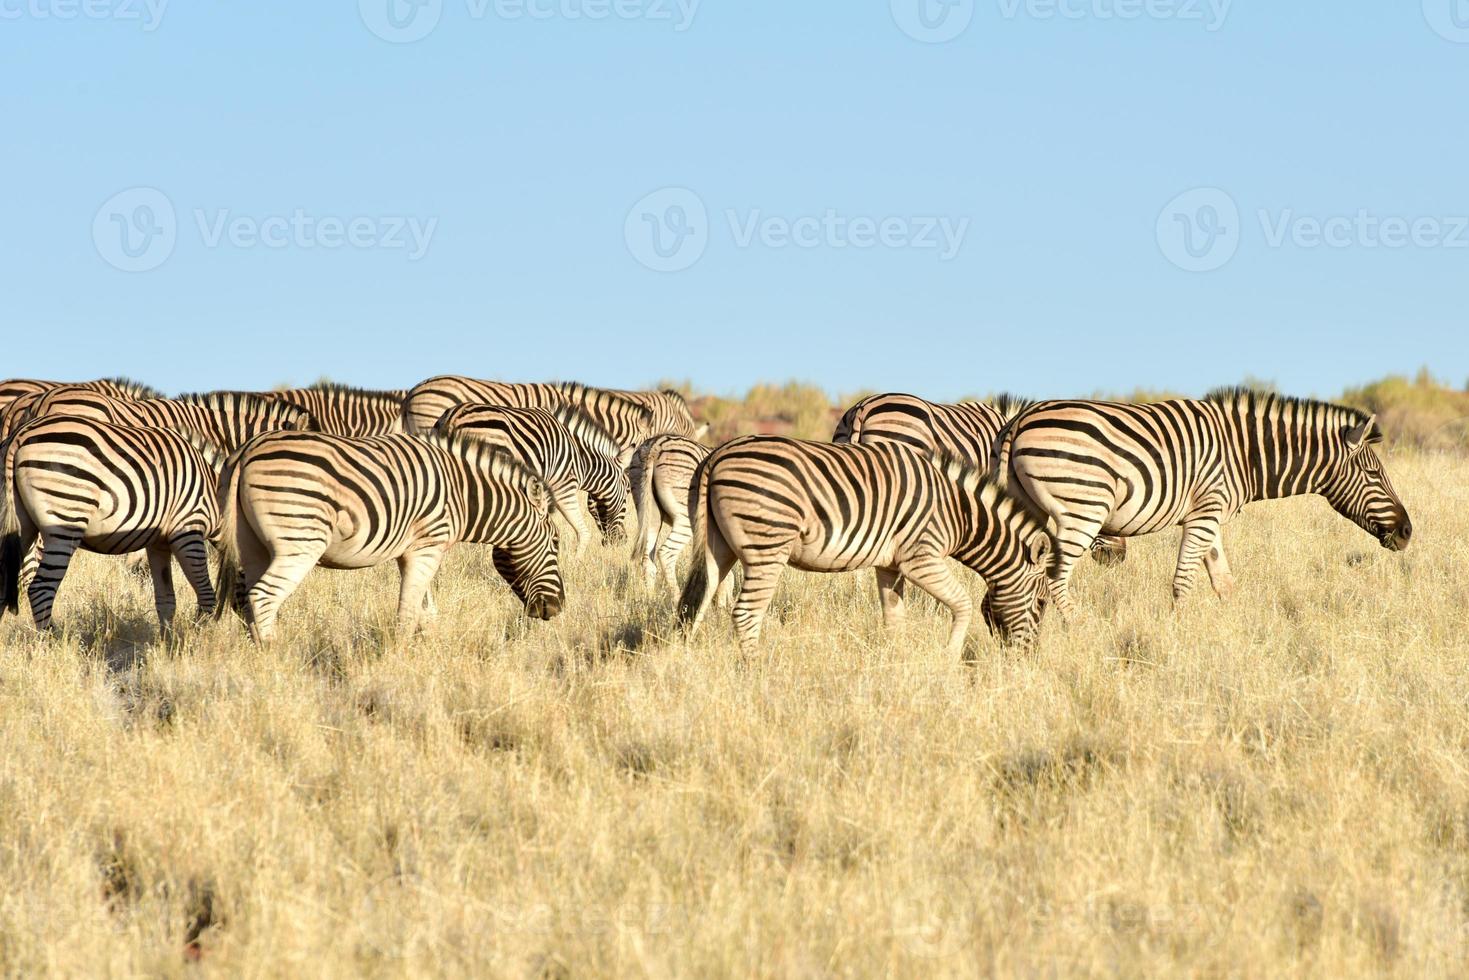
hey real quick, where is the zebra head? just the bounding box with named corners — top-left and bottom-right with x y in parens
top-left (1321, 414), bottom-right (1412, 551)
top-left (587, 450), bottom-right (634, 545)
top-left (491, 472), bottom-right (565, 621)
top-left (980, 524), bottom-right (1053, 649)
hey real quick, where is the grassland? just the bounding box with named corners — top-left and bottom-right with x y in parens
top-left (1, 447), bottom-right (1467, 977)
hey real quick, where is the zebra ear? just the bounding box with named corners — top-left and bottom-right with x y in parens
top-left (1026, 533), bottom-right (1052, 566)
top-left (615, 446), bottom-right (637, 471)
top-left (692, 422), bottom-right (710, 440)
top-left (1345, 415), bottom-right (1379, 456)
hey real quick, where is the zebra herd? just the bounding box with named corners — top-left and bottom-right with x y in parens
top-left (0, 376), bottom-right (1413, 655)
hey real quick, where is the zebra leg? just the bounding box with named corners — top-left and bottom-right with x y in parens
top-left (657, 506), bottom-right (694, 597)
top-left (145, 544), bottom-right (178, 633)
top-left (551, 484), bottom-right (592, 557)
top-left (19, 537), bottom-right (41, 604)
top-left (731, 558), bottom-right (786, 654)
top-left (875, 567), bottom-right (907, 627)
top-left (1201, 531), bottom-right (1236, 600)
top-left (171, 531), bottom-right (217, 619)
top-left (1172, 515), bottom-right (1223, 602)
top-left (896, 556), bottom-right (973, 657)
top-left (683, 521), bottom-right (739, 635)
top-left (421, 586), bottom-right (438, 621)
top-left (28, 529), bottom-right (82, 632)
top-left (247, 548), bottom-right (323, 643)
top-left (395, 547), bottom-right (445, 634)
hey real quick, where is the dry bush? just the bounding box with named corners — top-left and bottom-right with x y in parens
top-left (1, 450), bottom-right (1467, 976)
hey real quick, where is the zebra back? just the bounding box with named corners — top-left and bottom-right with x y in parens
top-left (833, 392), bottom-right (1033, 472)
top-left (269, 384), bottom-right (406, 436)
top-left (403, 376), bottom-right (654, 451)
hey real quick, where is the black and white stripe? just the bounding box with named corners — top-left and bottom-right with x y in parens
top-left (677, 436), bottom-right (1054, 655)
top-left (265, 384), bottom-right (407, 436)
top-left (1, 415), bottom-right (219, 633)
top-left (401, 376), bottom-right (658, 452)
top-left (628, 434), bottom-right (710, 591)
top-left (215, 431), bottom-right (565, 641)
top-left (0, 377), bottom-right (161, 442)
top-left (433, 403), bottom-right (634, 553)
top-left (993, 388), bottom-right (1413, 616)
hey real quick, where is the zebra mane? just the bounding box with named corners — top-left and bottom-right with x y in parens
top-left (101, 376), bottom-right (164, 399)
top-left (176, 390), bottom-right (319, 427)
top-left (1204, 387), bottom-right (1382, 442)
top-left (429, 429), bottom-right (544, 489)
top-left (550, 404), bottom-right (622, 459)
top-left (986, 393), bottom-right (1035, 422)
top-left (303, 382), bottom-right (407, 400)
top-left (554, 381), bottom-right (656, 424)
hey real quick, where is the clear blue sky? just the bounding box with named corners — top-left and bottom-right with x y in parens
top-left (3, 2), bottom-right (1466, 402)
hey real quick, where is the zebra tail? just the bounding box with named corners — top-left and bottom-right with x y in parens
top-left (991, 415), bottom-right (1020, 491)
top-left (0, 434), bottom-right (23, 615)
top-left (675, 455), bottom-right (714, 628)
top-left (211, 448), bottom-right (246, 619)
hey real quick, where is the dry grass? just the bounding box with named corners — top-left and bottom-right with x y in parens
top-left (2, 450), bottom-right (1468, 977)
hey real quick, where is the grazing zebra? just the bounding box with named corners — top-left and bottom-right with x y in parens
top-left (433, 403), bottom-right (634, 554)
top-left (833, 391), bottom-right (1128, 567)
top-left (0, 416), bottom-right (219, 633)
top-left (401, 377), bottom-right (656, 452)
top-left (214, 431), bottom-right (564, 641)
top-left (0, 376), bottom-right (160, 415)
top-left (628, 434), bottom-right (711, 590)
top-left (993, 388), bottom-right (1413, 617)
top-left (603, 388), bottom-right (707, 439)
top-left (677, 436), bottom-right (1054, 655)
top-left (264, 384), bottom-right (407, 436)
top-left (25, 388), bottom-right (317, 461)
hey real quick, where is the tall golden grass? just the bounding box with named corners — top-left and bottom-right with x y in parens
top-left (1, 446), bottom-right (1465, 976)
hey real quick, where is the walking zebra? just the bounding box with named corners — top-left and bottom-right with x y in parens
top-left (25, 388), bottom-right (317, 461)
top-left (993, 388), bottom-right (1413, 617)
top-left (215, 431), bottom-right (564, 641)
top-left (628, 434), bottom-right (710, 590)
top-left (263, 384), bottom-right (407, 436)
top-left (400, 377), bottom-right (657, 452)
top-left (603, 388), bottom-right (707, 439)
top-left (677, 436), bottom-right (1054, 655)
top-left (833, 391), bottom-right (1128, 566)
top-left (433, 403), bottom-right (633, 554)
top-left (1, 416), bottom-right (219, 633)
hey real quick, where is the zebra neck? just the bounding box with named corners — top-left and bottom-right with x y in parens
top-left (154, 401), bottom-right (227, 454)
top-left (1218, 401), bottom-right (1334, 504)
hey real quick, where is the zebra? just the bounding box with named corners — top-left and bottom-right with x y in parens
top-left (992, 388), bottom-right (1413, 617)
top-left (833, 391), bottom-right (1128, 567)
top-left (0, 377), bottom-right (162, 442)
top-left (1, 415), bottom-right (219, 634)
top-left (256, 384), bottom-right (407, 436)
top-left (432, 403), bottom-right (634, 554)
top-left (677, 436), bottom-right (1054, 656)
top-left (400, 377), bottom-right (657, 452)
top-left (628, 434), bottom-right (711, 591)
top-left (25, 388), bottom-right (317, 462)
top-left (214, 430), bottom-right (565, 642)
top-left (602, 388), bottom-right (707, 439)
top-left (0, 376), bottom-right (160, 415)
